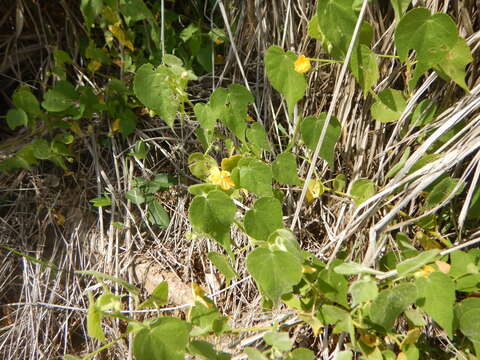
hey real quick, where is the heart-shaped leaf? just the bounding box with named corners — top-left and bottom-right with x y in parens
top-left (246, 247), bottom-right (303, 304)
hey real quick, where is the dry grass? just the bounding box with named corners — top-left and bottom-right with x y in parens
top-left (1, 0), bottom-right (479, 359)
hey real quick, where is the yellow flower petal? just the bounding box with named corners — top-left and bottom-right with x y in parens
top-left (207, 168), bottom-right (235, 190)
top-left (294, 55), bottom-right (312, 73)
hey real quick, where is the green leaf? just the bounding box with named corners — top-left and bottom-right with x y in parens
top-left (118, 107), bottom-right (137, 137)
top-left (287, 348), bottom-right (315, 360)
top-left (423, 177), bottom-right (461, 211)
top-left (147, 200), bottom-right (170, 228)
top-left (231, 158), bottom-right (273, 197)
top-left (12, 87), bottom-right (42, 117)
top-left (264, 45), bottom-right (306, 114)
top-left (246, 247), bottom-right (303, 304)
top-left (408, 153), bottom-right (441, 174)
top-left (80, 0), bottom-right (103, 29)
top-left (207, 252), bottom-right (237, 286)
top-left (6, 109), bottom-right (28, 130)
top-left (188, 184), bottom-right (219, 196)
top-left (371, 88), bottom-right (407, 123)
top-left (272, 152), bottom-right (301, 185)
top-left (410, 99), bottom-right (437, 129)
top-left (64, 355), bottom-right (82, 360)
top-left (319, 305), bottom-right (354, 338)
top-left (369, 283), bottom-right (417, 331)
top-left (54, 133), bottom-right (74, 145)
top-left (189, 190), bottom-right (236, 252)
top-left (244, 197), bottom-right (283, 241)
top-left (140, 281), bottom-right (169, 309)
top-left (134, 64), bottom-right (178, 127)
top-left (42, 81), bottom-right (78, 112)
top-left (188, 340), bottom-right (231, 360)
top-left (147, 174), bottom-right (173, 192)
top-left (194, 103), bottom-right (216, 148)
top-left (349, 44), bottom-right (379, 95)
top-left (126, 188), bottom-right (145, 205)
top-left (316, 0), bottom-right (359, 59)
top-left (455, 298), bottom-right (480, 329)
top-left (76, 270), bottom-right (140, 296)
top-left (456, 274), bottom-right (480, 292)
top-left (31, 138), bottom-right (52, 160)
top-left (317, 260), bottom-right (349, 307)
top-left (129, 140), bottom-right (149, 160)
top-left (190, 301), bottom-right (224, 335)
top-left (450, 251), bottom-right (477, 278)
top-left (263, 331), bottom-right (293, 352)
top-left (96, 292), bottom-right (122, 312)
top-left (87, 292), bottom-right (105, 342)
top-left (435, 36), bottom-right (473, 91)
top-left (301, 114), bottom-right (342, 168)
top-left (89, 196), bottom-right (112, 207)
top-left (468, 185), bottom-right (480, 219)
top-left (396, 249), bottom-right (440, 277)
top-left (390, 0), bottom-right (411, 20)
top-left (246, 123), bottom-right (270, 151)
top-left (133, 317), bottom-right (191, 360)
top-left (210, 85), bottom-right (253, 142)
top-left (308, 15), bottom-right (332, 54)
top-left (119, 0), bottom-right (153, 23)
top-left (395, 8), bottom-right (459, 87)
top-left (333, 351), bottom-right (353, 360)
top-left (195, 103), bottom-right (216, 131)
top-left (349, 178), bottom-right (375, 206)
top-left (457, 299), bottom-right (480, 350)
top-left (386, 147), bottom-right (411, 179)
top-left (245, 348), bottom-right (268, 360)
top-left (268, 229), bottom-right (304, 263)
top-left (188, 153), bottom-right (218, 180)
top-left (350, 277), bottom-right (378, 306)
top-left (333, 174), bottom-right (346, 192)
top-left (404, 308), bottom-right (426, 327)
top-left (334, 262), bottom-right (385, 276)
top-left (460, 309), bottom-right (480, 340)
top-left (416, 272), bottom-right (455, 337)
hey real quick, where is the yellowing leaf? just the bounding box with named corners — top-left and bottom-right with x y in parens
top-left (294, 55), bottom-right (312, 73)
top-left (402, 328), bottom-right (421, 346)
top-left (53, 211), bottom-right (65, 226)
top-left (306, 178), bottom-right (324, 203)
top-left (360, 333), bottom-right (380, 346)
top-left (111, 118), bottom-right (121, 132)
top-left (191, 282), bottom-right (212, 308)
top-left (87, 60), bottom-right (102, 72)
top-left (113, 58), bottom-right (124, 67)
top-left (435, 260), bottom-right (451, 274)
top-left (108, 24), bottom-right (134, 51)
top-left (221, 155), bottom-right (242, 172)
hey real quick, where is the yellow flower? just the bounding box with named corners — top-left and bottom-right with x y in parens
top-left (294, 55), bottom-right (311, 73)
top-left (415, 265), bottom-right (436, 278)
top-left (207, 167), bottom-right (235, 190)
